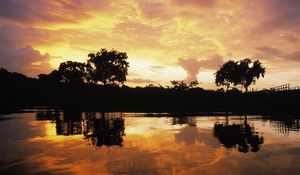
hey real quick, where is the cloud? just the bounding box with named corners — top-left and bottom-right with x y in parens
top-left (175, 126), bottom-right (219, 147)
top-left (113, 20), bottom-right (164, 48)
top-left (171, 0), bottom-right (216, 8)
top-left (0, 24), bottom-right (52, 77)
top-left (254, 0), bottom-right (300, 33)
top-left (0, 0), bottom-right (111, 24)
top-left (201, 54), bottom-right (224, 69)
top-left (178, 58), bottom-right (201, 82)
top-left (127, 78), bottom-right (156, 84)
top-left (255, 46), bottom-right (284, 57)
top-left (139, 0), bottom-right (173, 20)
top-left (280, 34), bottom-right (299, 43)
top-left (284, 51), bottom-right (300, 62)
top-left (255, 46), bottom-right (300, 62)
top-left (178, 54), bottom-right (224, 82)
top-left (0, 45), bottom-right (52, 77)
top-left (0, 0), bottom-right (299, 88)
top-left (114, 21), bottom-right (162, 37)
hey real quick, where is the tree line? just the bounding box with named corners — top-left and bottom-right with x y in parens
top-left (2, 48), bottom-right (266, 92)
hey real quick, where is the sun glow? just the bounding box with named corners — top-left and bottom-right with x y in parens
top-left (1, 0), bottom-right (299, 88)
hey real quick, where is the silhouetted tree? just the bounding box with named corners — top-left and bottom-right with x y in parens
top-left (87, 49), bottom-right (129, 85)
top-left (58, 61), bottom-right (87, 84)
top-left (215, 59), bottom-right (265, 92)
top-left (171, 80), bottom-right (199, 90)
top-left (188, 80), bottom-right (199, 88)
top-left (171, 80), bottom-right (189, 90)
top-left (38, 61), bottom-right (88, 84)
top-left (38, 70), bottom-right (62, 84)
top-left (215, 60), bottom-right (237, 90)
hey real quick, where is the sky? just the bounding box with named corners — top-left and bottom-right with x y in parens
top-left (0, 0), bottom-right (299, 89)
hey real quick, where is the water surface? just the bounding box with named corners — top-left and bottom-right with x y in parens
top-left (0, 110), bottom-right (300, 175)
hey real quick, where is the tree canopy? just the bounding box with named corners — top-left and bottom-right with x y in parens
top-left (38, 48), bottom-right (129, 86)
top-left (58, 61), bottom-right (87, 84)
top-left (87, 48), bottom-right (129, 85)
top-left (38, 70), bottom-right (62, 84)
top-left (215, 58), bottom-right (265, 92)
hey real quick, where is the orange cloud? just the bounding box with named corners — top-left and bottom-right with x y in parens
top-left (171, 0), bottom-right (216, 8)
top-left (0, 0), bottom-right (111, 24)
top-left (0, 0), bottom-right (300, 87)
top-left (178, 54), bottom-right (224, 82)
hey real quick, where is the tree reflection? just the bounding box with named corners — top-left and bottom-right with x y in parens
top-left (83, 115), bottom-right (125, 147)
top-left (36, 110), bottom-right (125, 147)
top-left (56, 110), bottom-right (83, 135)
top-left (213, 116), bottom-right (264, 153)
top-left (172, 115), bottom-right (197, 127)
top-left (264, 115), bottom-right (300, 135)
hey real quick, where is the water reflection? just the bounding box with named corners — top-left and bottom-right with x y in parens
top-left (213, 116), bottom-right (264, 153)
top-left (35, 111), bottom-right (300, 153)
top-left (263, 115), bottom-right (300, 134)
top-left (1, 111), bottom-right (300, 175)
top-left (172, 115), bottom-right (197, 127)
top-left (36, 110), bottom-right (125, 147)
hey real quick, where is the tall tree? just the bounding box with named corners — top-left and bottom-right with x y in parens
top-left (87, 49), bottom-right (129, 85)
top-left (215, 59), bottom-right (265, 92)
top-left (215, 60), bottom-right (238, 89)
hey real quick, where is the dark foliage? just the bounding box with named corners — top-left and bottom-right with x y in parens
top-left (36, 110), bottom-right (125, 147)
top-left (1, 67), bottom-right (300, 114)
top-left (38, 48), bottom-right (129, 86)
top-left (38, 70), bottom-right (62, 84)
top-left (170, 80), bottom-right (199, 91)
top-left (58, 61), bottom-right (87, 84)
top-left (87, 48), bottom-right (129, 85)
top-left (214, 116), bottom-right (264, 152)
top-left (215, 59), bottom-right (265, 92)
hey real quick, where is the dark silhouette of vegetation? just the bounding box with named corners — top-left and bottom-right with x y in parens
top-left (36, 110), bottom-right (125, 147)
top-left (214, 116), bottom-right (264, 152)
top-left (215, 58), bottom-right (265, 92)
top-left (84, 115), bottom-right (125, 147)
top-left (1, 65), bottom-right (300, 114)
top-left (35, 110), bottom-right (300, 150)
top-left (171, 115), bottom-right (197, 127)
top-left (38, 70), bottom-right (62, 84)
top-left (1, 49), bottom-right (300, 114)
top-left (58, 61), bottom-right (87, 84)
top-left (39, 61), bottom-right (88, 85)
top-left (38, 48), bottom-right (129, 86)
top-left (87, 48), bottom-right (129, 85)
top-left (170, 80), bottom-right (199, 90)
top-left (0, 67), bottom-right (34, 83)
top-left (262, 115), bottom-right (300, 134)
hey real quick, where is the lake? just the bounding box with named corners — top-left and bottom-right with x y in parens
top-left (0, 110), bottom-right (300, 175)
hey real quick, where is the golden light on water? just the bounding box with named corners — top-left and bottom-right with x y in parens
top-left (2, 112), bottom-right (300, 174)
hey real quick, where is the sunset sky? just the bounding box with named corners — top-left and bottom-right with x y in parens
top-left (0, 0), bottom-right (299, 89)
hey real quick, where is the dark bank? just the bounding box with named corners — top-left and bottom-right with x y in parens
top-left (1, 67), bottom-right (300, 115)
top-left (1, 49), bottom-right (299, 115)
